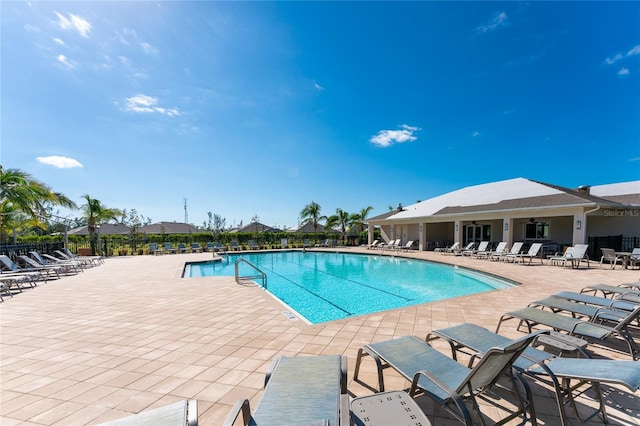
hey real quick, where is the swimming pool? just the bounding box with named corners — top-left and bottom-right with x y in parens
top-left (186, 251), bottom-right (516, 324)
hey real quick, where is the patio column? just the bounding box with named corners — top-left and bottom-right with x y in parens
top-left (573, 213), bottom-right (585, 245)
top-left (503, 218), bottom-right (512, 246)
top-left (368, 224), bottom-right (374, 245)
top-left (418, 223), bottom-right (425, 251)
top-left (454, 220), bottom-right (462, 244)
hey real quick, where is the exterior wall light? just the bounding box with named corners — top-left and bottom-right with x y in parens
top-left (576, 220), bottom-right (582, 230)
top-left (504, 222), bottom-right (509, 231)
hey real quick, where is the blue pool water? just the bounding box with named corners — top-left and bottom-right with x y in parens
top-left (187, 251), bottom-right (515, 324)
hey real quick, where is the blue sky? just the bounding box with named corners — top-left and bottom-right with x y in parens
top-left (2, 1), bottom-right (639, 230)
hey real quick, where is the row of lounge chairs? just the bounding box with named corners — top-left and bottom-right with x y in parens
top-left (221, 280), bottom-right (640, 425)
top-left (436, 241), bottom-right (597, 268)
top-left (440, 241), bottom-right (545, 265)
top-left (367, 239), bottom-right (415, 251)
top-left (0, 249), bottom-right (102, 301)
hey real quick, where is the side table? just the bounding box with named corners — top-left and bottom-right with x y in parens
top-left (535, 331), bottom-right (588, 357)
top-left (351, 391), bottom-right (431, 426)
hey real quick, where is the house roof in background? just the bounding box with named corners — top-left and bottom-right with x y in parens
top-left (68, 223), bottom-right (130, 235)
top-left (230, 221), bottom-right (281, 233)
top-left (288, 222), bottom-right (329, 233)
top-left (139, 222), bottom-right (200, 234)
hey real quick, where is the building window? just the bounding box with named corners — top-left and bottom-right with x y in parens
top-left (525, 222), bottom-right (549, 239)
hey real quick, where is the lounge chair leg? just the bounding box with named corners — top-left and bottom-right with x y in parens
top-left (353, 347), bottom-right (386, 392)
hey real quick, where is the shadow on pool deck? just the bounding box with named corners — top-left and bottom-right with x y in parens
top-left (1, 248), bottom-right (639, 425)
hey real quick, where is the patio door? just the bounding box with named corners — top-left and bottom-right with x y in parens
top-left (465, 225), bottom-right (481, 245)
top-left (465, 225), bottom-right (491, 245)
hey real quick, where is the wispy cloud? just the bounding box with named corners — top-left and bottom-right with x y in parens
top-left (314, 83), bottom-right (324, 91)
top-left (472, 131), bottom-right (480, 137)
top-left (56, 54), bottom-right (74, 69)
top-left (55, 12), bottom-right (91, 38)
top-left (139, 41), bottom-right (157, 55)
top-left (37, 156), bottom-right (83, 168)
top-left (369, 125), bottom-right (420, 148)
top-left (119, 28), bottom-right (156, 54)
top-left (618, 67), bottom-right (630, 76)
top-left (627, 45), bottom-right (640, 57)
top-left (604, 44), bottom-right (640, 67)
top-left (475, 12), bottom-right (509, 34)
top-left (53, 37), bottom-right (65, 46)
top-left (124, 94), bottom-right (180, 116)
top-left (604, 53), bottom-right (623, 65)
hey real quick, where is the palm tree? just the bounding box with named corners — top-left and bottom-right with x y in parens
top-left (0, 166), bottom-right (76, 241)
top-left (325, 208), bottom-right (351, 245)
top-left (81, 194), bottom-right (123, 255)
top-left (350, 206), bottom-right (373, 234)
top-left (299, 201), bottom-right (326, 244)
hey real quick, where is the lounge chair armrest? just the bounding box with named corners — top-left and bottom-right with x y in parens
top-left (187, 399), bottom-right (198, 426)
top-left (571, 321), bottom-right (614, 335)
top-left (222, 399), bottom-right (251, 426)
top-left (264, 357), bottom-right (280, 387)
top-left (340, 355), bottom-right (348, 394)
top-left (339, 393), bottom-right (350, 426)
top-left (410, 370), bottom-right (471, 425)
top-left (592, 307), bottom-right (627, 321)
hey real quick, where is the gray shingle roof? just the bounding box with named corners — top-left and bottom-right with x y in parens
top-left (139, 222), bottom-right (200, 234)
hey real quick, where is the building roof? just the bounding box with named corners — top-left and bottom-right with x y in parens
top-left (230, 222), bottom-right (281, 233)
top-left (68, 223), bottom-right (130, 235)
top-left (374, 178), bottom-right (639, 222)
top-left (288, 221), bottom-right (330, 233)
top-left (139, 222), bottom-right (200, 234)
top-left (590, 181), bottom-right (640, 205)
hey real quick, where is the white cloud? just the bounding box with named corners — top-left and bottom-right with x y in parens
top-left (475, 11), bottom-right (509, 34)
top-left (618, 67), bottom-right (630, 75)
top-left (314, 83), bottom-right (325, 91)
top-left (139, 42), bottom-right (157, 55)
top-left (53, 37), bottom-right (65, 46)
top-left (472, 131), bottom-right (480, 137)
top-left (369, 124), bottom-right (420, 148)
top-left (56, 54), bottom-right (74, 69)
top-left (604, 44), bottom-right (640, 67)
top-left (627, 45), bottom-right (640, 57)
top-left (124, 94), bottom-right (181, 116)
top-left (604, 53), bottom-right (623, 65)
top-left (55, 12), bottom-right (92, 38)
top-left (37, 156), bottom-right (83, 169)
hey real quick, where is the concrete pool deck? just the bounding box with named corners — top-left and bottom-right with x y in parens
top-left (1, 248), bottom-right (639, 425)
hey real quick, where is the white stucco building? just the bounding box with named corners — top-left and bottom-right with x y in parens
top-left (367, 178), bottom-right (640, 258)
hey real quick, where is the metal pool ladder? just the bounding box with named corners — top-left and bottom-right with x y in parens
top-left (234, 258), bottom-right (267, 289)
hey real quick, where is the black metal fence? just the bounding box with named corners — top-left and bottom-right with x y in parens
top-left (0, 242), bottom-right (66, 258)
top-left (0, 230), bottom-right (372, 258)
top-left (587, 235), bottom-right (640, 260)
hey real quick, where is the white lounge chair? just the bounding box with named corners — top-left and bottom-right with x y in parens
top-left (366, 239), bottom-right (379, 249)
top-left (550, 244), bottom-right (589, 268)
top-left (443, 241), bottom-right (460, 254)
top-left (478, 241), bottom-right (506, 259)
top-left (515, 243), bottom-right (544, 265)
top-left (0, 254), bottom-right (51, 283)
top-left (463, 241), bottom-right (488, 256)
top-left (17, 255), bottom-right (64, 278)
top-left (630, 248), bottom-right (640, 269)
top-left (400, 240), bottom-right (415, 251)
top-left (502, 242), bottom-right (525, 263)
